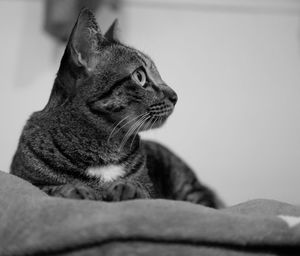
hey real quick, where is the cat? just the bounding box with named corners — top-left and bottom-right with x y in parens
top-left (10, 9), bottom-right (223, 208)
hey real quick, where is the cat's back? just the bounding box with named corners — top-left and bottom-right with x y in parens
top-left (10, 110), bottom-right (65, 184)
top-left (142, 140), bottom-right (176, 164)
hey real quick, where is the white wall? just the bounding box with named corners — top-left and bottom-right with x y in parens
top-left (0, 0), bottom-right (299, 205)
top-left (0, 1), bottom-right (56, 176)
top-left (123, 0), bottom-right (300, 205)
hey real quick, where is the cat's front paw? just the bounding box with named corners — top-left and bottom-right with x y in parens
top-left (41, 183), bottom-right (102, 200)
top-left (104, 181), bottom-right (149, 202)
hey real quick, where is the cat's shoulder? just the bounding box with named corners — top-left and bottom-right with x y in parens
top-left (24, 109), bottom-right (59, 131)
top-left (20, 111), bottom-right (54, 141)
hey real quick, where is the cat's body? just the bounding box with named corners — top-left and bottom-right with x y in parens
top-left (10, 9), bottom-right (223, 207)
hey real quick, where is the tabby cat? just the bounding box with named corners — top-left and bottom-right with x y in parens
top-left (10, 9), bottom-right (223, 207)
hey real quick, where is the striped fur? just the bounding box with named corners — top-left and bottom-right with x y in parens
top-left (10, 9), bottom-right (223, 207)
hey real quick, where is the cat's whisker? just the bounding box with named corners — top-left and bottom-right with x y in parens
top-left (108, 113), bottom-right (147, 143)
top-left (127, 114), bottom-right (149, 138)
top-left (107, 115), bottom-right (130, 143)
top-left (158, 116), bottom-right (162, 127)
top-left (121, 113), bottom-right (150, 150)
top-left (129, 114), bottom-right (150, 149)
top-left (149, 116), bottom-right (159, 131)
top-left (126, 114), bottom-right (149, 144)
top-left (114, 112), bottom-right (148, 136)
top-left (111, 114), bottom-right (142, 139)
top-left (119, 125), bottom-right (138, 150)
top-left (143, 116), bottom-right (153, 132)
top-left (119, 114), bottom-right (149, 151)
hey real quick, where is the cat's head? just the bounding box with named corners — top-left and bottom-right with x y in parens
top-left (53, 9), bottom-right (177, 136)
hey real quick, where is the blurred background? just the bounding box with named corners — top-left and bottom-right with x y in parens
top-left (0, 0), bottom-right (299, 206)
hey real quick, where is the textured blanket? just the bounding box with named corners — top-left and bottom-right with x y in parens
top-left (0, 170), bottom-right (299, 256)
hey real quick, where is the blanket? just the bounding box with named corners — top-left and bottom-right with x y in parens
top-left (0, 170), bottom-right (299, 256)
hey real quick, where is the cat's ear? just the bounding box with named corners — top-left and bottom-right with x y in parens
top-left (104, 19), bottom-right (119, 42)
top-left (67, 8), bottom-right (103, 72)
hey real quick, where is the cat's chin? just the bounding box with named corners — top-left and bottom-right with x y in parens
top-left (141, 115), bottom-right (169, 131)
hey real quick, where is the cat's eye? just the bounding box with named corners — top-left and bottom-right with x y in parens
top-left (132, 69), bottom-right (147, 87)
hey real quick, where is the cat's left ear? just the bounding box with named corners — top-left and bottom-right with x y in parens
top-left (67, 8), bottom-right (103, 72)
top-left (104, 19), bottom-right (119, 42)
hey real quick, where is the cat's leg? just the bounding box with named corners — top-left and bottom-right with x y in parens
top-left (104, 181), bottom-right (150, 202)
top-left (143, 141), bottom-right (224, 208)
top-left (39, 183), bottom-right (102, 200)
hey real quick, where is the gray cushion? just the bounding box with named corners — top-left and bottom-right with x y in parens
top-left (0, 171), bottom-right (299, 256)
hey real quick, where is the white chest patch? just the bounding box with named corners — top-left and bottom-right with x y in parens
top-left (278, 215), bottom-right (300, 228)
top-left (86, 165), bottom-right (125, 182)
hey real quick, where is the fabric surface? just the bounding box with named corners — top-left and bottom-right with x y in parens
top-left (0, 171), bottom-right (299, 256)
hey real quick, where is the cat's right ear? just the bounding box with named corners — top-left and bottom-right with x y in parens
top-left (66, 8), bottom-right (103, 72)
top-left (104, 19), bottom-right (119, 42)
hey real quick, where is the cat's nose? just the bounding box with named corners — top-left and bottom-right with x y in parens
top-left (169, 91), bottom-right (178, 105)
top-left (163, 87), bottom-right (178, 106)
